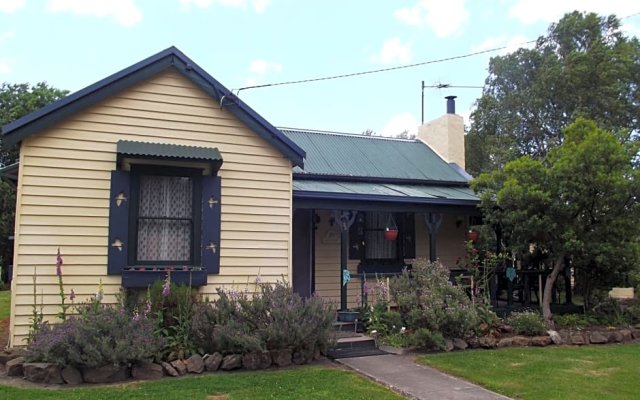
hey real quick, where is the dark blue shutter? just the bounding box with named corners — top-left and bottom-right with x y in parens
top-left (107, 170), bottom-right (130, 275)
top-left (201, 176), bottom-right (221, 274)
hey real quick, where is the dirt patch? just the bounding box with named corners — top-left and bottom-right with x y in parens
top-left (568, 367), bottom-right (618, 378)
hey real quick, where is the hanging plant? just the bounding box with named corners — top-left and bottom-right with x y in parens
top-left (384, 214), bottom-right (399, 241)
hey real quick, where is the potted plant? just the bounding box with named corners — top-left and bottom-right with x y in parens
top-left (466, 229), bottom-right (480, 243)
top-left (384, 214), bottom-right (399, 241)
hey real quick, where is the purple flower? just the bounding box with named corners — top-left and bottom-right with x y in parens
top-left (56, 248), bottom-right (63, 276)
top-left (69, 289), bottom-right (76, 301)
top-left (162, 273), bottom-right (171, 297)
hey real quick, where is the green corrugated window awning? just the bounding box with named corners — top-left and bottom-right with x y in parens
top-left (117, 140), bottom-right (223, 170)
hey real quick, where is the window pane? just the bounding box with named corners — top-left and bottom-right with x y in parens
top-left (137, 175), bottom-right (193, 262)
top-left (137, 219), bottom-right (191, 262)
top-left (364, 212), bottom-right (397, 259)
top-left (138, 176), bottom-right (192, 218)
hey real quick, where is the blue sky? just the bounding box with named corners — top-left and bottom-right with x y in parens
top-left (1, 0), bottom-right (639, 136)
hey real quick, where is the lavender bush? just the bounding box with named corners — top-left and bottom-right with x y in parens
top-left (391, 259), bottom-right (479, 340)
top-left (192, 282), bottom-right (335, 357)
top-left (25, 303), bottom-right (165, 368)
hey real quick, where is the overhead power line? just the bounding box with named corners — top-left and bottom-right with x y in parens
top-left (235, 10), bottom-right (640, 94)
top-left (234, 42), bottom-right (535, 95)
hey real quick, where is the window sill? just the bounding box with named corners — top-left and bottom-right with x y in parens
top-left (121, 267), bottom-right (207, 288)
top-left (357, 261), bottom-right (409, 274)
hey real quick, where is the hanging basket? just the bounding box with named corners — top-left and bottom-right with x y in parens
top-left (384, 228), bottom-right (399, 241)
top-left (466, 229), bottom-right (480, 243)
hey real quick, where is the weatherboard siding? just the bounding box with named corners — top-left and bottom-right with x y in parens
top-left (313, 212), bottom-right (467, 307)
top-left (10, 68), bottom-right (293, 345)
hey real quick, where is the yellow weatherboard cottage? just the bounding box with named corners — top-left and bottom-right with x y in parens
top-left (1, 47), bottom-right (479, 346)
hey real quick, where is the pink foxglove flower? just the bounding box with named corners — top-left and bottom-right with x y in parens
top-left (56, 247), bottom-right (63, 276)
top-left (161, 273), bottom-right (171, 297)
top-left (69, 289), bottom-right (76, 301)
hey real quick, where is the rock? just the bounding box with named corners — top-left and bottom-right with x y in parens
top-left (631, 328), bottom-right (640, 340)
top-left (512, 336), bottom-right (532, 346)
top-left (619, 329), bottom-right (632, 342)
top-left (185, 354), bottom-right (205, 374)
top-left (466, 337), bottom-right (480, 349)
top-left (531, 336), bottom-right (553, 347)
top-left (444, 339), bottom-right (454, 352)
top-left (497, 324), bottom-right (514, 334)
top-left (270, 349), bottom-right (292, 368)
top-left (478, 336), bottom-right (497, 349)
top-left (570, 333), bottom-right (586, 345)
top-left (61, 366), bottom-right (83, 385)
top-left (478, 323), bottom-right (490, 334)
top-left (23, 363), bottom-right (63, 384)
top-left (82, 364), bottom-right (130, 383)
top-left (452, 338), bottom-right (468, 351)
top-left (559, 330), bottom-right (571, 344)
top-left (170, 360), bottom-right (187, 376)
top-left (6, 356), bottom-right (24, 377)
top-left (132, 361), bottom-right (164, 380)
top-left (161, 361), bottom-right (179, 377)
top-left (259, 351), bottom-right (273, 368)
top-left (221, 354), bottom-right (242, 371)
top-left (204, 353), bottom-right (223, 372)
top-left (243, 352), bottom-right (262, 370)
top-left (497, 337), bottom-right (513, 348)
top-left (0, 349), bottom-right (22, 365)
top-left (548, 330), bottom-right (563, 345)
top-left (589, 331), bottom-right (608, 345)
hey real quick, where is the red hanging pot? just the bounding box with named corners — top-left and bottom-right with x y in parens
top-left (466, 229), bottom-right (480, 243)
top-left (384, 228), bottom-right (399, 241)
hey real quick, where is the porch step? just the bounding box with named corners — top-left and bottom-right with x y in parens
top-left (326, 335), bottom-right (387, 359)
top-left (333, 321), bottom-right (365, 334)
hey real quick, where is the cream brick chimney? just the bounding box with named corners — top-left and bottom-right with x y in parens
top-left (418, 96), bottom-right (465, 170)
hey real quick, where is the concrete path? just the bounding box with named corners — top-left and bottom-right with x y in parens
top-left (337, 354), bottom-right (511, 400)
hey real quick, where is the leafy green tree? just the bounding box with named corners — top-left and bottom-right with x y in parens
top-left (467, 11), bottom-right (640, 176)
top-left (0, 82), bottom-right (68, 281)
top-left (472, 119), bottom-right (640, 327)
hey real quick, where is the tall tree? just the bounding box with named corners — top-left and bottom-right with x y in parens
top-left (472, 119), bottom-right (640, 327)
top-left (466, 11), bottom-right (640, 176)
top-left (0, 82), bottom-right (68, 281)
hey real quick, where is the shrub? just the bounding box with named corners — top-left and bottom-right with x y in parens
top-left (390, 259), bottom-right (479, 338)
top-left (363, 302), bottom-right (403, 337)
top-left (554, 313), bottom-right (592, 329)
top-left (588, 296), bottom-right (630, 326)
top-left (25, 303), bottom-right (165, 368)
top-left (507, 311), bottom-right (546, 336)
top-left (409, 328), bottom-right (445, 350)
top-left (192, 281), bottom-right (335, 357)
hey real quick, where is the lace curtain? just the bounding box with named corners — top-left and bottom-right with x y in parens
top-left (137, 175), bottom-right (193, 262)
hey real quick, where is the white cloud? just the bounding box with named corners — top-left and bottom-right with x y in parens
top-left (0, 0), bottom-right (25, 13)
top-left (0, 60), bottom-right (12, 74)
top-left (48, 0), bottom-right (143, 27)
top-left (370, 37), bottom-right (412, 65)
top-left (394, 0), bottom-right (469, 38)
top-left (380, 113), bottom-right (419, 137)
top-left (471, 34), bottom-right (532, 55)
top-left (244, 58), bottom-right (282, 87)
top-left (508, 0), bottom-right (639, 25)
top-left (179, 0), bottom-right (270, 12)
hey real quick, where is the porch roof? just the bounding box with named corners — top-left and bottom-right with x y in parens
top-left (293, 179), bottom-right (478, 206)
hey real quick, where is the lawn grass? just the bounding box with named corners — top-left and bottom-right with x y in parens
top-left (0, 366), bottom-right (404, 400)
top-left (419, 344), bottom-right (640, 400)
top-left (0, 290), bottom-right (9, 320)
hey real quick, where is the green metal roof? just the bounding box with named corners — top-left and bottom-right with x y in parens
top-left (280, 128), bottom-right (468, 183)
top-left (293, 180), bottom-right (478, 205)
top-left (117, 140), bottom-right (223, 168)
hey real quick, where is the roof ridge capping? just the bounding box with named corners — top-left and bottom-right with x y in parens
top-left (1, 46), bottom-right (305, 167)
top-left (278, 127), bottom-right (419, 142)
